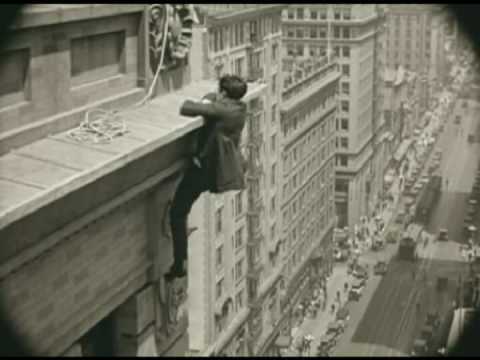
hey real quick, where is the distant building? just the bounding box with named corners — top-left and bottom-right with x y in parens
top-left (282, 4), bottom-right (386, 228)
top-left (384, 4), bottom-right (448, 115)
top-left (274, 54), bottom-right (340, 354)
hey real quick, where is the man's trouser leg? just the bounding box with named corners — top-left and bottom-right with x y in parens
top-left (169, 164), bottom-right (208, 272)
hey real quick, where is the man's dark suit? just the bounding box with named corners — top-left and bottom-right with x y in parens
top-left (168, 94), bottom-right (247, 271)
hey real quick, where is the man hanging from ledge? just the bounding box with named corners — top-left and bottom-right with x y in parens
top-left (164, 75), bottom-right (248, 282)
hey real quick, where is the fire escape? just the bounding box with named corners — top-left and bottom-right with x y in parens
top-left (245, 99), bottom-right (265, 355)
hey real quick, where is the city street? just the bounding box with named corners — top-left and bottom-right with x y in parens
top-left (288, 95), bottom-right (480, 357)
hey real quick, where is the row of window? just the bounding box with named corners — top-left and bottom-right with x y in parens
top-left (283, 111), bottom-right (336, 174)
top-left (284, 25), bottom-right (350, 40)
top-left (282, 86), bottom-right (337, 138)
top-left (282, 159), bottom-right (335, 232)
top-left (215, 255), bottom-right (245, 296)
top-left (284, 197), bottom-right (336, 280)
top-left (209, 15), bottom-right (281, 53)
top-left (285, 6), bottom-right (352, 21)
top-left (286, 43), bottom-right (351, 60)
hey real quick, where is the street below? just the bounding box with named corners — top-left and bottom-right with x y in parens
top-left (289, 94), bottom-right (480, 357)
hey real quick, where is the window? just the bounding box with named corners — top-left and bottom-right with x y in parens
top-left (310, 9), bottom-right (318, 20)
top-left (215, 207), bottom-right (223, 234)
top-left (341, 82), bottom-right (350, 95)
top-left (0, 48), bottom-right (30, 107)
top-left (319, 27), bottom-right (327, 38)
top-left (297, 8), bottom-right (304, 20)
top-left (340, 137), bottom-right (349, 148)
top-left (216, 278), bottom-right (224, 299)
top-left (342, 27), bottom-right (350, 39)
top-left (287, 9), bottom-right (294, 20)
top-left (271, 195), bottom-right (276, 213)
top-left (341, 100), bottom-right (349, 112)
top-left (235, 289), bottom-right (244, 312)
top-left (234, 57), bottom-right (244, 77)
top-left (235, 192), bottom-right (243, 216)
top-left (343, 8), bottom-right (351, 20)
top-left (310, 28), bottom-right (317, 38)
top-left (334, 9), bottom-right (341, 20)
top-left (320, 10), bottom-right (327, 20)
top-left (271, 163), bottom-right (276, 186)
top-left (235, 226), bottom-right (244, 249)
top-left (342, 64), bottom-right (350, 76)
top-left (271, 73), bottom-right (277, 94)
top-left (334, 46), bottom-right (340, 57)
top-left (287, 29), bottom-right (295, 38)
top-left (287, 44), bottom-right (295, 55)
top-left (342, 46), bottom-right (350, 58)
top-left (271, 134), bottom-right (277, 152)
top-left (272, 43), bottom-right (278, 62)
top-left (341, 118), bottom-right (349, 130)
top-left (296, 28), bottom-right (304, 38)
top-left (334, 26), bottom-right (340, 38)
top-left (216, 245), bottom-right (224, 268)
top-left (235, 259), bottom-right (244, 281)
top-left (71, 31), bottom-right (125, 86)
top-left (338, 155), bottom-right (348, 167)
top-left (296, 44), bottom-right (304, 56)
top-left (272, 104), bottom-right (277, 123)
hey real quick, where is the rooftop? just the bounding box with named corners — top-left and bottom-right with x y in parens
top-left (0, 80), bottom-right (266, 231)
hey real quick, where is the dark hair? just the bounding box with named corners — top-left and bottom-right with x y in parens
top-left (219, 75), bottom-right (248, 100)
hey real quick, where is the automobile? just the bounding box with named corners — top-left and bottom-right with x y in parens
top-left (412, 338), bottom-right (429, 356)
top-left (437, 228), bottom-right (448, 242)
top-left (336, 306), bottom-right (350, 322)
top-left (317, 332), bottom-right (337, 355)
top-left (348, 280), bottom-right (365, 301)
top-left (371, 238), bottom-right (385, 251)
top-left (396, 211), bottom-right (406, 224)
top-left (374, 261), bottom-right (388, 275)
top-left (352, 265), bottom-right (368, 281)
top-left (334, 248), bottom-right (349, 262)
top-left (386, 229), bottom-right (399, 244)
top-left (326, 320), bottom-right (345, 336)
top-left (426, 311), bottom-right (440, 328)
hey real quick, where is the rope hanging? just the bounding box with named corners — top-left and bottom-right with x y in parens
top-left (68, 4), bottom-right (197, 145)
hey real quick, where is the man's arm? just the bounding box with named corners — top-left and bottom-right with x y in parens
top-left (180, 99), bottom-right (221, 120)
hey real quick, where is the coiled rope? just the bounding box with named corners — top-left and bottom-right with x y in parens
top-left (68, 5), bottom-right (169, 144)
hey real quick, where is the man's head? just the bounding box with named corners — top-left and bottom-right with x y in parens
top-left (218, 75), bottom-right (248, 100)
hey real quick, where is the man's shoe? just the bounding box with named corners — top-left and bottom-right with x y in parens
top-left (164, 266), bottom-right (187, 282)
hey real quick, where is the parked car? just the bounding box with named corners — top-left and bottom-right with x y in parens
top-left (437, 229), bottom-right (448, 242)
top-left (326, 321), bottom-right (345, 336)
top-left (348, 280), bottom-right (364, 301)
top-left (352, 265), bottom-right (368, 281)
top-left (386, 230), bottom-right (398, 244)
top-left (374, 261), bottom-right (388, 275)
top-left (334, 248), bottom-right (349, 262)
top-left (396, 211), bottom-right (406, 224)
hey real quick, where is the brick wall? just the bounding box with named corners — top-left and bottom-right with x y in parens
top-left (0, 196), bottom-right (150, 355)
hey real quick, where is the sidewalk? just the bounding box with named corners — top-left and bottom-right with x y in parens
top-left (285, 176), bottom-right (404, 357)
top-left (286, 263), bottom-right (351, 356)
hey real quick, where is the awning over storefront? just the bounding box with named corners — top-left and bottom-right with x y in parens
top-left (393, 139), bottom-right (413, 162)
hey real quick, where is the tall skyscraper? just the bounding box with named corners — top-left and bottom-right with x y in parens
top-left (185, 5), bottom-right (286, 356)
top-left (282, 5), bottom-right (386, 228)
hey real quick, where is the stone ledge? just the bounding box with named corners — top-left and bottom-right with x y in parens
top-left (12, 4), bottom-right (146, 30)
